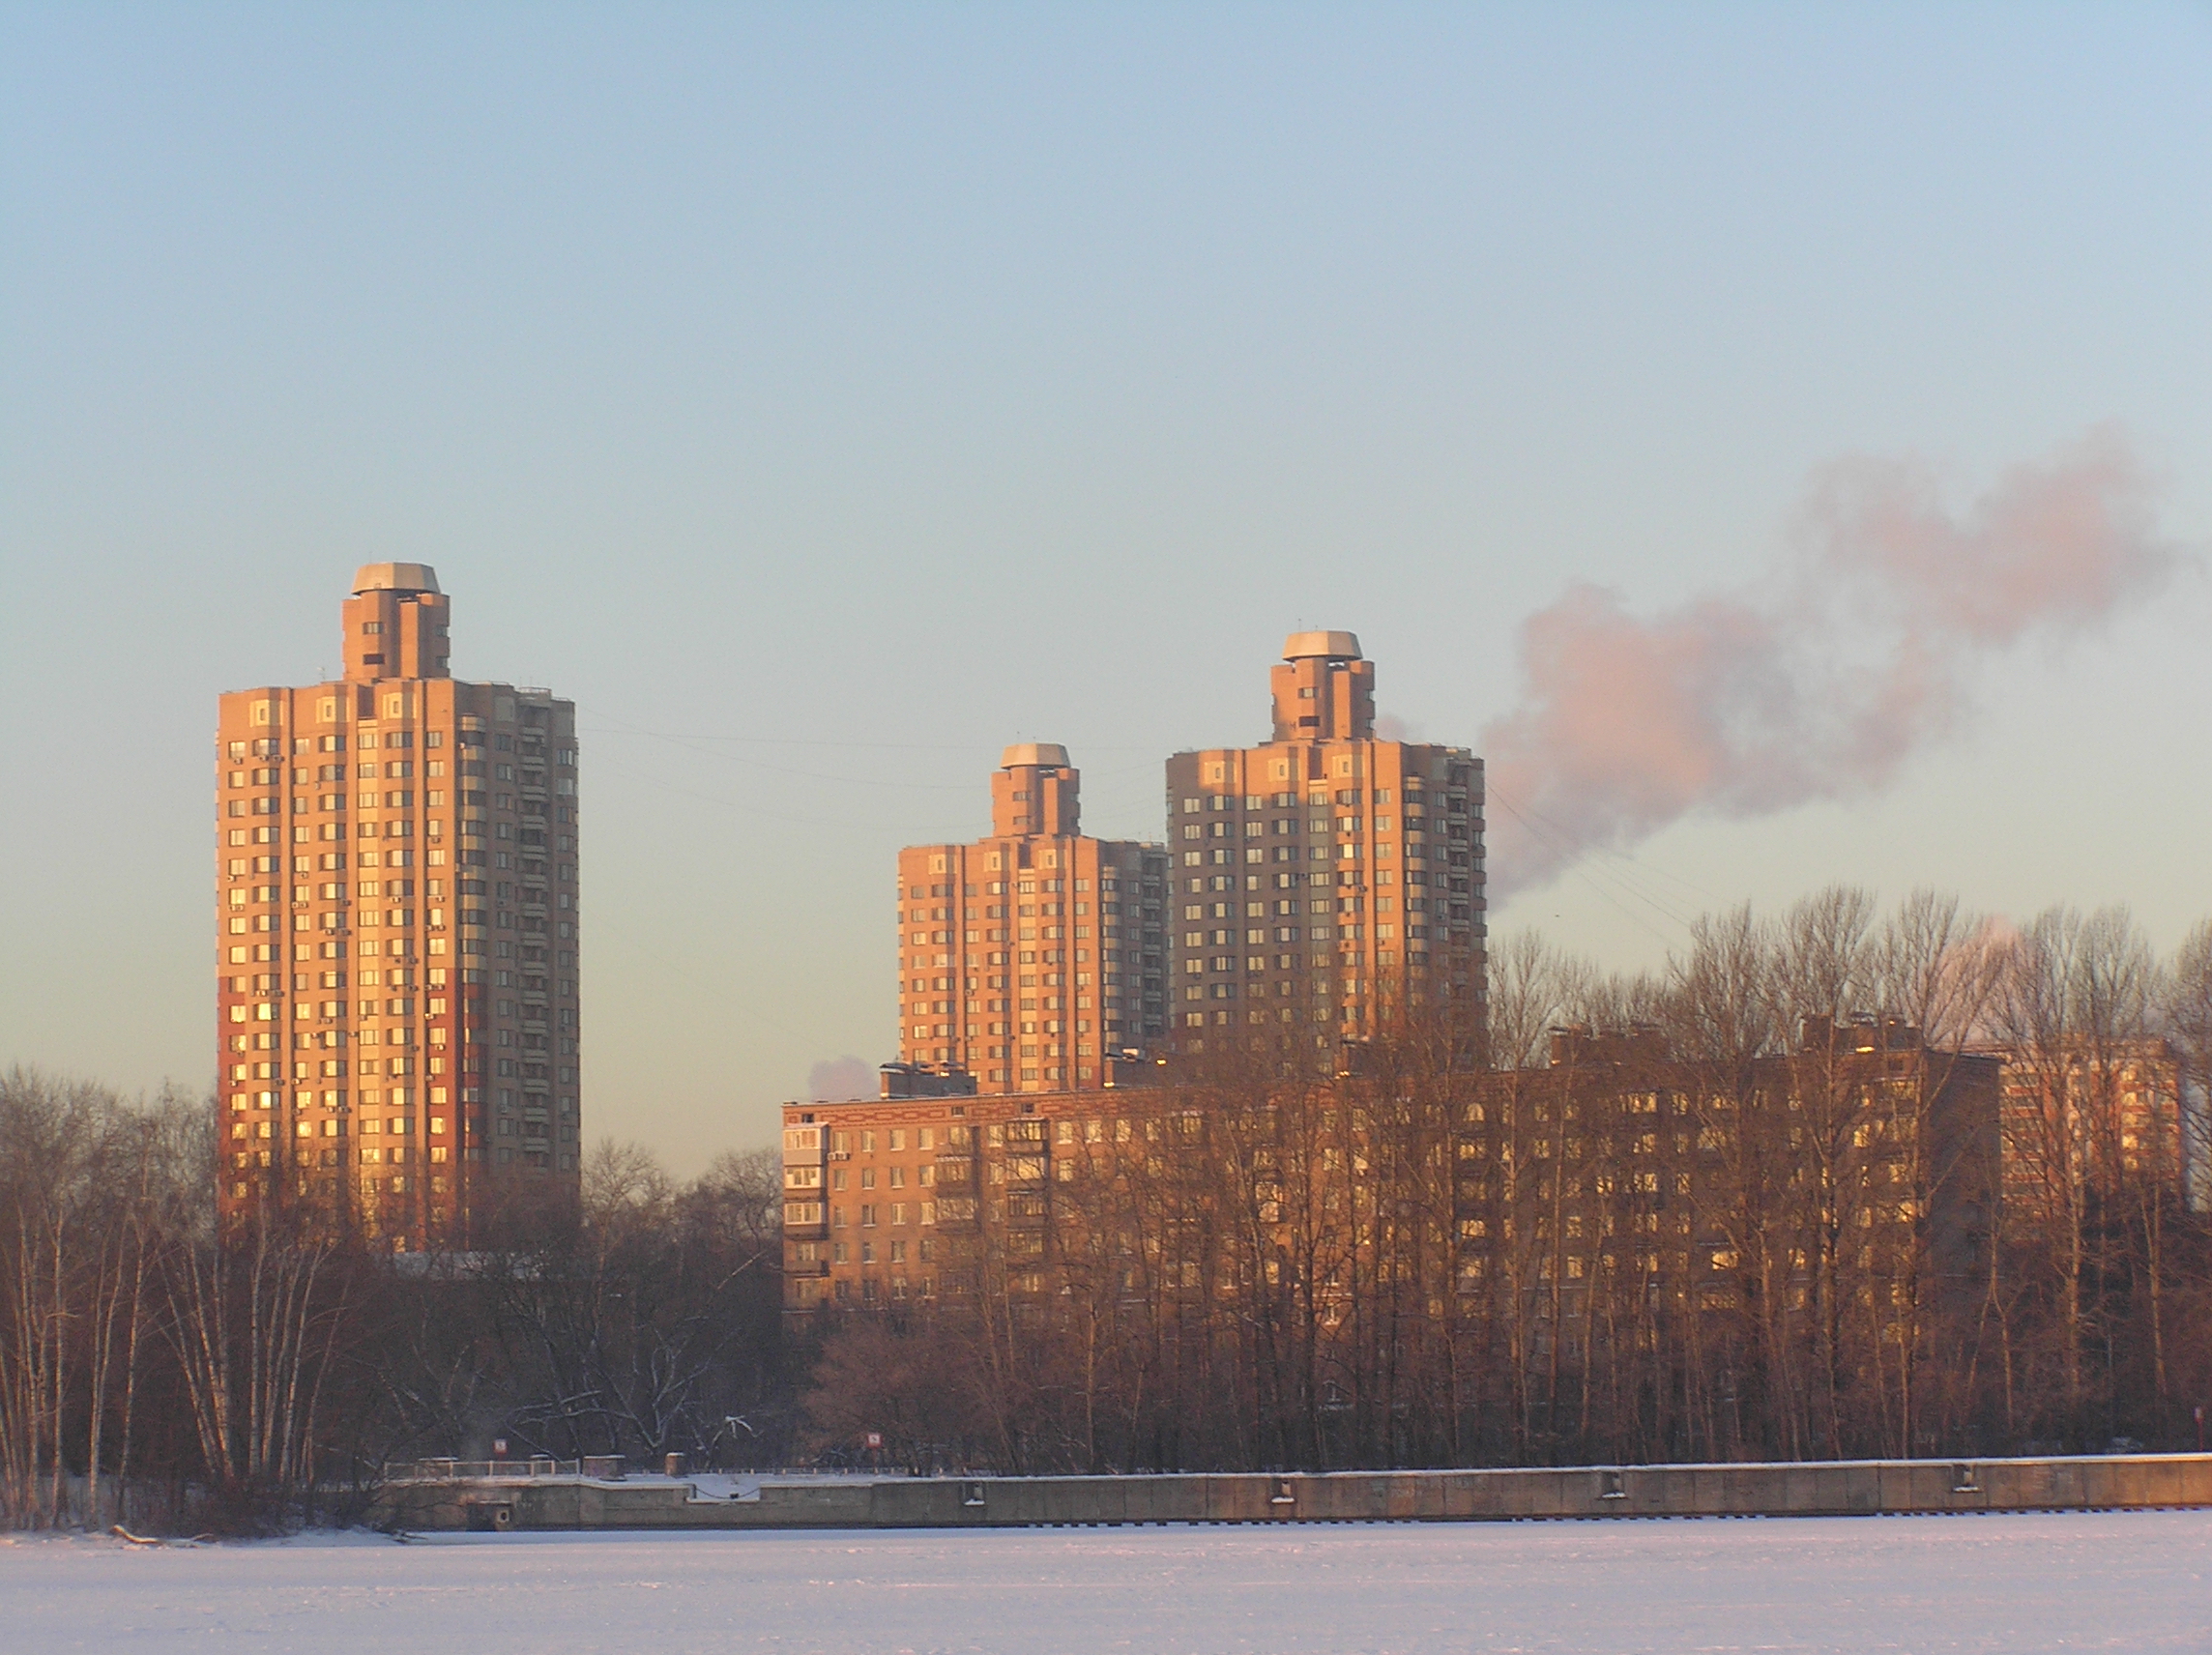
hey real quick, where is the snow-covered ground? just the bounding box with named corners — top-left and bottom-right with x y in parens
top-left (3, 1510), bottom-right (2206, 1653)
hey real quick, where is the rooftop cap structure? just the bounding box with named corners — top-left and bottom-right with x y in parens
top-left (1283, 629), bottom-right (1362, 662)
top-left (352, 562), bottom-right (443, 597)
top-left (1001, 742), bottom-right (1072, 769)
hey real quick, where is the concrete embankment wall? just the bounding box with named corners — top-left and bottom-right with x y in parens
top-left (377, 1455), bottom-right (2212, 1533)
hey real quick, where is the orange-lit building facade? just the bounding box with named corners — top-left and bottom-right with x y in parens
top-left (1977, 1037), bottom-right (2197, 1220)
top-left (216, 564), bottom-right (581, 1248)
top-left (895, 744), bottom-right (1170, 1093)
top-left (780, 1019), bottom-right (2005, 1340)
top-left (1164, 632), bottom-right (1485, 1056)
top-left (781, 1089), bottom-right (1038, 1317)
top-left (782, 1078), bottom-right (1269, 1322)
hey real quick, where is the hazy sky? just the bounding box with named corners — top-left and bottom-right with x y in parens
top-left (5, 6), bottom-right (2210, 1174)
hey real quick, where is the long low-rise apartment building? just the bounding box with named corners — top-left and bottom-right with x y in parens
top-left (781, 1014), bottom-right (2007, 1350)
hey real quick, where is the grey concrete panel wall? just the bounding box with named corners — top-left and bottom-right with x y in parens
top-left (1121, 1477), bottom-right (1168, 1522)
top-left (373, 1454), bottom-right (2212, 1532)
top-left (2179, 1460), bottom-right (2212, 1503)
top-left (758, 1483), bottom-right (872, 1524)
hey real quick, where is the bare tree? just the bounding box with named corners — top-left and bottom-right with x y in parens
top-left (1987, 906), bottom-right (2162, 1442)
top-left (2164, 919), bottom-right (2212, 1214)
top-left (0, 1072), bottom-right (186, 1530)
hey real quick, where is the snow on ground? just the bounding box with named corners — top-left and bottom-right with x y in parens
top-left (2, 1510), bottom-right (2207, 1654)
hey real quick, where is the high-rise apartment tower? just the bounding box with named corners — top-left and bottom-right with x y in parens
top-left (1165, 631), bottom-right (1484, 1056)
top-left (216, 564), bottom-right (581, 1248)
top-left (895, 745), bottom-right (1169, 1092)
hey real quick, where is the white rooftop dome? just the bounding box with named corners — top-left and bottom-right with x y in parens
top-left (1283, 629), bottom-right (1361, 661)
top-left (1001, 742), bottom-right (1071, 769)
top-left (352, 562), bottom-right (442, 596)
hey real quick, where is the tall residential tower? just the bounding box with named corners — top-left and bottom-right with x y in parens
top-left (895, 744), bottom-right (1169, 1092)
top-left (216, 564), bottom-right (581, 1248)
top-left (1164, 631), bottom-right (1484, 1057)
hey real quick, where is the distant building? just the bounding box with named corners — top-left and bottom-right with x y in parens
top-left (803, 631), bottom-right (1497, 1320)
top-left (894, 744), bottom-right (1170, 1092)
top-left (781, 1014), bottom-right (2004, 1344)
top-left (215, 563), bottom-right (580, 1248)
top-left (1163, 631), bottom-right (1485, 1059)
top-left (1973, 1036), bottom-right (2196, 1219)
top-left (780, 1089), bottom-right (1058, 1319)
top-left (1460, 1018), bottom-right (2003, 1344)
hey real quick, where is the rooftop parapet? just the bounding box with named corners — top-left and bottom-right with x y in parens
top-left (352, 562), bottom-right (443, 596)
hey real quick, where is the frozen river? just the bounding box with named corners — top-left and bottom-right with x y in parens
top-left (2, 1510), bottom-right (2205, 1653)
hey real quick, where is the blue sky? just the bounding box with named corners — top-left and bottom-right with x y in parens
top-left (5, 5), bottom-right (2209, 1171)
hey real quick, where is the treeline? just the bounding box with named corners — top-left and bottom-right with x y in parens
top-left (12, 887), bottom-right (2212, 1528)
top-left (0, 1069), bottom-right (790, 1531)
top-left (802, 890), bottom-right (2212, 1474)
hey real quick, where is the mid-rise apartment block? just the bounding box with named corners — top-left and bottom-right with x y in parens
top-left (895, 745), bottom-right (1170, 1093)
top-left (1976, 1036), bottom-right (2203, 1218)
top-left (1164, 632), bottom-right (1485, 1055)
top-left (781, 1017), bottom-right (2004, 1348)
top-left (780, 1089), bottom-right (1034, 1318)
top-left (216, 563), bottom-right (581, 1248)
top-left (1461, 1019), bottom-right (2003, 1343)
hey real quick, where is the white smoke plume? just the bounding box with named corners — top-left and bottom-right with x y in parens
top-left (807, 1055), bottom-right (876, 1101)
top-left (1480, 428), bottom-right (2179, 901)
